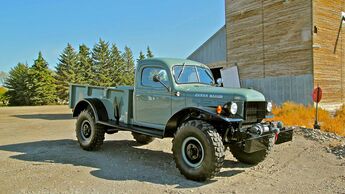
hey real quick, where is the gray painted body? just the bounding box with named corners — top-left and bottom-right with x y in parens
top-left (69, 58), bottom-right (268, 131)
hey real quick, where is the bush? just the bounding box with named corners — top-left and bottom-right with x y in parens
top-left (0, 87), bottom-right (8, 105)
top-left (268, 102), bottom-right (345, 137)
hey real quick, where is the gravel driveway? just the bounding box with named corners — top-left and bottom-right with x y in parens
top-left (0, 106), bottom-right (344, 193)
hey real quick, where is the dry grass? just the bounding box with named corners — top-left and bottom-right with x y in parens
top-left (267, 102), bottom-right (345, 137)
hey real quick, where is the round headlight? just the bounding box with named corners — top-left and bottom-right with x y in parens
top-left (267, 102), bottom-right (273, 112)
top-left (230, 102), bottom-right (238, 115)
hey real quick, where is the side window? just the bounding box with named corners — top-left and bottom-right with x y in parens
top-left (141, 67), bottom-right (170, 88)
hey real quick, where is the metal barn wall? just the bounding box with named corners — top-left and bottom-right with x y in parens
top-left (187, 26), bottom-right (227, 68)
top-left (241, 74), bottom-right (313, 105)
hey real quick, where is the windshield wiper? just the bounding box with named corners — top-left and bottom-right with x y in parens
top-left (177, 63), bottom-right (186, 81)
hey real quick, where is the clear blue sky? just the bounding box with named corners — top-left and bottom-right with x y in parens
top-left (0, 0), bottom-right (225, 72)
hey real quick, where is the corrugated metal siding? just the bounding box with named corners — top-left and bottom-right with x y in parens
top-left (187, 26), bottom-right (226, 65)
top-left (241, 74), bottom-right (313, 105)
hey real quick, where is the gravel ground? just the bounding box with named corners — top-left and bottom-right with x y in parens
top-left (0, 105), bottom-right (344, 194)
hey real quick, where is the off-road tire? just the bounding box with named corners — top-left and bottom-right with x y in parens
top-left (132, 132), bottom-right (154, 145)
top-left (172, 120), bottom-right (225, 182)
top-left (75, 110), bottom-right (105, 151)
top-left (229, 136), bottom-right (274, 165)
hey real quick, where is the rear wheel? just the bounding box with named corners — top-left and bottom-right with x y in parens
top-left (75, 110), bottom-right (105, 151)
top-left (229, 136), bottom-right (274, 164)
top-left (132, 132), bottom-right (154, 145)
top-left (172, 120), bottom-right (225, 181)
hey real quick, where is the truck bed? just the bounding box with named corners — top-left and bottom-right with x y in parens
top-left (69, 84), bottom-right (134, 124)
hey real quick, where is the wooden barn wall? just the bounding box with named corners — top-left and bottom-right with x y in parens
top-left (313, 0), bottom-right (345, 107)
top-left (226, 0), bottom-right (313, 79)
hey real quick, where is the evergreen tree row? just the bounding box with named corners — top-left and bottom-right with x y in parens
top-left (55, 39), bottom-right (154, 101)
top-left (5, 39), bottom-right (154, 105)
top-left (5, 52), bottom-right (57, 105)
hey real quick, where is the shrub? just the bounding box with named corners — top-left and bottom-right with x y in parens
top-left (0, 87), bottom-right (8, 105)
top-left (268, 102), bottom-right (345, 137)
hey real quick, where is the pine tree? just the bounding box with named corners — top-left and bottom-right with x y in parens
top-left (146, 46), bottom-right (154, 58)
top-left (110, 44), bottom-right (125, 86)
top-left (122, 46), bottom-right (135, 85)
top-left (92, 39), bottom-right (112, 86)
top-left (30, 52), bottom-right (57, 105)
top-left (55, 44), bottom-right (78, 101)
top-left (137, 51), bottom-right (146, 63)
top-left (4, 63), bottom-right (32, 105)
top-left (77, 44), bottom-right (93, 84)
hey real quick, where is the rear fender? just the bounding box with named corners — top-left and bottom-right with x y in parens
top-left (72, 98), bottom-right (109, 122)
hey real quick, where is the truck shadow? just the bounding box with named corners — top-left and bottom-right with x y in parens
top-left (13, 114), bottom-right (73, 120)
top-left (0, 139), bottom-right (246, 188)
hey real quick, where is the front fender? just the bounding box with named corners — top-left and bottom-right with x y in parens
top-left (164, 106), bottom-right (243, 137)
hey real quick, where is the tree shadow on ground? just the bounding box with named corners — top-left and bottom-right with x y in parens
top-left (0, 139), bottom-right (247, 188)
top-left (13, 114), bottom-right (73, 120)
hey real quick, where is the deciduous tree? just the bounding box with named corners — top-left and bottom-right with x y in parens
top-left (0, 71), bottom-right (8, 86)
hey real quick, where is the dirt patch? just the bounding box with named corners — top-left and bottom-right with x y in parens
top-left (0, 106), bottom-right (344, 193)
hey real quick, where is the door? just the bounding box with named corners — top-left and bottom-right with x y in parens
top-left (134, 66), bottom-right (172, 129)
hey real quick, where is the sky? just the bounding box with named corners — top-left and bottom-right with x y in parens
top-left (0, 0), bottom-right (225, 73)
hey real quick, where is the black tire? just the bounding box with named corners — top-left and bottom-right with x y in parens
top-left (229, 136), bottom-right (274, 165)
top-left (75, 110), bottom-right (105, 151)
top-left (132, 132), bottom-right (154, 145)
top-left (172, 120), bottom-right (225, 182)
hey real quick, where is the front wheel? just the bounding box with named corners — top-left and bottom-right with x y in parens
top-left (172, 120), bottom-right (225, 182)
top-left (75, 110), bottom-right (105, 151)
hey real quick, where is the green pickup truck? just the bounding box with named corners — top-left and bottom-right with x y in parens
top-left (69, 58), bottom-right (293, 181)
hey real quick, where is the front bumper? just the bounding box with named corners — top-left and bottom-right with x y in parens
top-left (243, 124), bottom-right (293, 153)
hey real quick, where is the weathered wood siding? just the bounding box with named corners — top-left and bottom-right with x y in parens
top-left (313, 0), bottom-right (345, 106)
top-left (226, 0), bottom-right (313, 79)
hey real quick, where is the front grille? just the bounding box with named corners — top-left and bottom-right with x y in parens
top-left (244, 101), bottom-right (267, 123)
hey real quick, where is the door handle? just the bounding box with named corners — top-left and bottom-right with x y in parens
top-left (174, 91), bottom-right (181, 97)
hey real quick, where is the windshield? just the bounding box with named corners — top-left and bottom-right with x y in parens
top-left (173, 65), bottom-right (214, 85)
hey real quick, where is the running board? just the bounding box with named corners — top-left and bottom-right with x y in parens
top-left (97, 121), bottom-right (164, 138)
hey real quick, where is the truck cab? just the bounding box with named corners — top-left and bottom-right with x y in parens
top-left (69, 58), bottom-right (293, 182)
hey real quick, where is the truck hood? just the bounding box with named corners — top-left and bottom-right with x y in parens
top-left (178, 85), bottom-right (265, 102)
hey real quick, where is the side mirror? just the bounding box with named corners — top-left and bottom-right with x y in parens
top-left (216, 78), bottom-right (223, 87)
top-left (152, 74), bottom-right (171, 92)
top-left (153, 75), bottom-right (160, 82)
